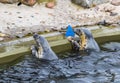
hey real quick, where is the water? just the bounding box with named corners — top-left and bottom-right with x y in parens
top-left (0, 42), bottom-right (120, 83)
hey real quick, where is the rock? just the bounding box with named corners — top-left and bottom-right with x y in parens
top-left (0, 37), bottom-right (4, 41)
top-left (71, 0), bottom-right (109, 8)
top-left (97, 3), bottom-right (115, 12)
top-left (18, 0), bottom-right (36, 6)
top-left (46, 2), bottom-right (55, 8)
top-left (0, 33), bottom-right (6, 37)
top-left (97, 20), bottom-right (110, 26)
top-left (110, 23), bottom-right (119, 27)
top-left (104, 4), bottom-right (115, 12)
top-left (111, 0), bottom-right (120, 6)
top-left (71, 0), bottom-right (90, 8)
top-left (0, 0), bottom-right (18, 4)
top-left (16, 33), bottom-right (25, 38)
top-left (110, 12), bottom-right (118, 16)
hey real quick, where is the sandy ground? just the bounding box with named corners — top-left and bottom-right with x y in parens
top-left (0, 0), bottom-right (120, 38)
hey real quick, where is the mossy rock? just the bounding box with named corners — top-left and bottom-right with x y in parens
top-left (71, 0), bottom-right (109, 8)
top-left (18, 0), bottom-right (36, 6)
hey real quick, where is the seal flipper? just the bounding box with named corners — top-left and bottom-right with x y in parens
top-left (31, 45), bottom-right (39, 57)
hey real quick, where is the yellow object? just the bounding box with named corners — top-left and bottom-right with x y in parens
top-left (79, 31), bottom-right (87, 50)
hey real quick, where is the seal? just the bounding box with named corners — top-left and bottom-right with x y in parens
top-left (68, 28), bottom-right (100, 52)
top-left (31, 33), bottom-right (58, 60)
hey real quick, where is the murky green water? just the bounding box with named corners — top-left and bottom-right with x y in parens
top-left (0, 41), bottom-right (120, 83)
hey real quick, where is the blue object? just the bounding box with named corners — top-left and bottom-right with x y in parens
top-left (65, 25), bottom-right (75, 37)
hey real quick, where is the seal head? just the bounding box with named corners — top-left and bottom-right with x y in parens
top-left (70, 28), bottom-right (100, 52)
top-left (31, 33), bottom-right (58, 60)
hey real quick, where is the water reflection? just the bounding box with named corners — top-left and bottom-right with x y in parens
top-left (0, 42), bottom-right (120, 83)
top-left (102, 42), bottom-right (120, 51)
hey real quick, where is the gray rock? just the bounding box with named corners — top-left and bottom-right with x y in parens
top-left (71, 0), bottom-right (109, 8)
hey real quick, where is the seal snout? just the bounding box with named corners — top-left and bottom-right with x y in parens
top-left (33, 33), bottom-right (42, 47)
top-left (33, 33), bottom-right (39, 39)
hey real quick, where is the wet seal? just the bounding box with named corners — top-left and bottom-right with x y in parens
top-left (31, 33), bottom-right (58, 60)
top-left (67, 28), bottom-right (100, 52)
top-left (75, 28), bottom-right (100, 52)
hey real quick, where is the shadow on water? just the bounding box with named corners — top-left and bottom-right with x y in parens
top-left (0, 36), bottom-right (120, 82)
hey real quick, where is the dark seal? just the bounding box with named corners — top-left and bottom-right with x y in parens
top-left (31, 33), bottom-right (58, 60)
top-left (68, 28), bottom-right (100, 52)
